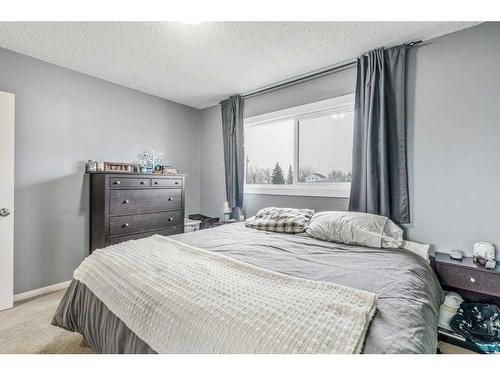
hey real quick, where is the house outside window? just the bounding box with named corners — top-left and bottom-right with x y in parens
top-left (305, 173), bottom-right (327, 183)
top-left (244, 94), bottom-right (354, 198)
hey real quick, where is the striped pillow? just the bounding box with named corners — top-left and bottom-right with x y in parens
top-left (245, 207), bottom-right (315, 234)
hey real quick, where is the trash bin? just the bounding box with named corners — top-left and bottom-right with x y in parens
top-left (439, 291), bottom-right (463, 330)
top-left (188, 214), bottom-right (220, 229)
top-left (184, 218), bottom-right (201, 232)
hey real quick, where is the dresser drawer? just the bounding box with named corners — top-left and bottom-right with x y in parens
top-left (109, 189), bottom-right (182, 215)
top-left (110, 177), bottom-right (150, 188)
top-left (436, 263), bottom-right (500, 297)
top-left (108, 226), bottom-right (183, 246)
top-left (151, 178), bottom-right (182, 188)
top-left (109, 210), bottom-right (182, 236)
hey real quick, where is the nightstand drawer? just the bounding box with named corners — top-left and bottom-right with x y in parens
top-left (436, 263), bottom-right (500, 297)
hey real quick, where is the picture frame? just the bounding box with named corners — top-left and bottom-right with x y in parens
top-left (104, 162), bottom-right (137, 173)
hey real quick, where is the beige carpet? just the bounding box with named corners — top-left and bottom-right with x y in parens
top-left (0, 289), bottom-right (94, 354)
top-left (438, 341), bottom-right (475, 354)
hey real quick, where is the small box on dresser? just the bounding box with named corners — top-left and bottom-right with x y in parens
top-left (88, 172), bottom-right (185, 253)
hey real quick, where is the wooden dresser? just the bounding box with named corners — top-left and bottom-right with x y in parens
top-left (88, 172), bottom-right (185, 253)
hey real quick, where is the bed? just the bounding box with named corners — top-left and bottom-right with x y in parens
top-left (53, 222), bottom-right (444, 354)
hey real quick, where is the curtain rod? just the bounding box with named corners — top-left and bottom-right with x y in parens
top-left (241, 40), bottom-right (422, 99)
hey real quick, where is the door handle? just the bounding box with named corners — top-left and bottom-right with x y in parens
top-left (0, 208), bottom-right (11, 217)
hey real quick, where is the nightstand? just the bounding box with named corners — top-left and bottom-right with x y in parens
top-left (433, 252), bottom-right (500, 353)
top-left (434, 252), bottom-right (500, 303)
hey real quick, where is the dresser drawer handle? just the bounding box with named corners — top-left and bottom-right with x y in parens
top-left (168, 197), bottom-right (173, 201)
top-left (123, 223), bottom-right (129, 227)
top-left (174, 181), bottom-right (179, 185)
top-left (113, 181), bottom-right (121, 185)
top-left (470, 277), bottom-right (476, 283)
top-left (168, 217), bottom-right (174, 221)
top-left (140, 181), bottom-right (146, 185)
top-left (123, 199), bottom-right (129, 204)
top-left (154, 181), bottom-right (159, 185)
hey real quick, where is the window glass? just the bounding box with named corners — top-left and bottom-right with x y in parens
top-left (297, 111), bottom-right (354, 183)
top-left (245, 119), bottom-right (294, 185)
top-left (243, 94), bottom-right (355, 197)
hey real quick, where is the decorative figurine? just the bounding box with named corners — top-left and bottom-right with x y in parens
top-left (85, 160), bottom-right (97, 172)
top-left (139, 149), bottom-right (163, 174)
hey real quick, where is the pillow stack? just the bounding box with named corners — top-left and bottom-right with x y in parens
top-left (246, 207), bottom-right (403, 249)
top-left (245, 207), bottom-right (430, 260)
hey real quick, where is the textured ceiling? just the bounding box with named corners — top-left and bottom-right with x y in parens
top-left (0, 22), bottom-right (480, 109)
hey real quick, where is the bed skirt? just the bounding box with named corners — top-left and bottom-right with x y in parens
top-left (52, 279), bottom-right (156, 354)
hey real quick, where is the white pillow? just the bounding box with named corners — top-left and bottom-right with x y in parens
top-left (400, 240), bottom-right (431, 261)
top-left (305, 211), bottom-right (403, 249)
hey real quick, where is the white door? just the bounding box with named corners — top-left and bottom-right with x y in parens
top-left (0, 91), bottom-right (14, 311)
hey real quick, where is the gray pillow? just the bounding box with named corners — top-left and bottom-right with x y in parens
top-left (245, 207), bottom-right (315, 234)
top-left (305, 211), bottom-right (403, 248)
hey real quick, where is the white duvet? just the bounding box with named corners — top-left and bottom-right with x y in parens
top-left (74, 235), bottom-right (377, 353)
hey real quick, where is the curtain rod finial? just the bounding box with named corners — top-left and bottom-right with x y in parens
top-left (406, 40), bottom-right (423, 48)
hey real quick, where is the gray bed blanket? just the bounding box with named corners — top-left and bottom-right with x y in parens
top-left (53, 223), bottom-right (444, 353)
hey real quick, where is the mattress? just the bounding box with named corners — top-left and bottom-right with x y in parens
top-left (53, 222), bottom-right (444, 353)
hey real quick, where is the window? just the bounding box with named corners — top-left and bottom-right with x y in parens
top-left (245, 119), bottom-right (294, 185)
top-left (244, 94), bottom-right (354, 198)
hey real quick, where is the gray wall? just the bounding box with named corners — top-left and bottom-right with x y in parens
top-left (199, 22), bottom-right (500, 255)
top-left (404, 22), bottom-right (500, 255)
top-left (0, 47), bottom-right (202, 294)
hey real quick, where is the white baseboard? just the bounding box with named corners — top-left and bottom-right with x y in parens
top-left (14, 280), bottom-right (71, 302)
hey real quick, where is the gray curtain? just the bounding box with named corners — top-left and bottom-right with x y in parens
top-left (221, 95), bottom-right (245, 218)
top-left (349, 45), bottom-right (410, 223)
